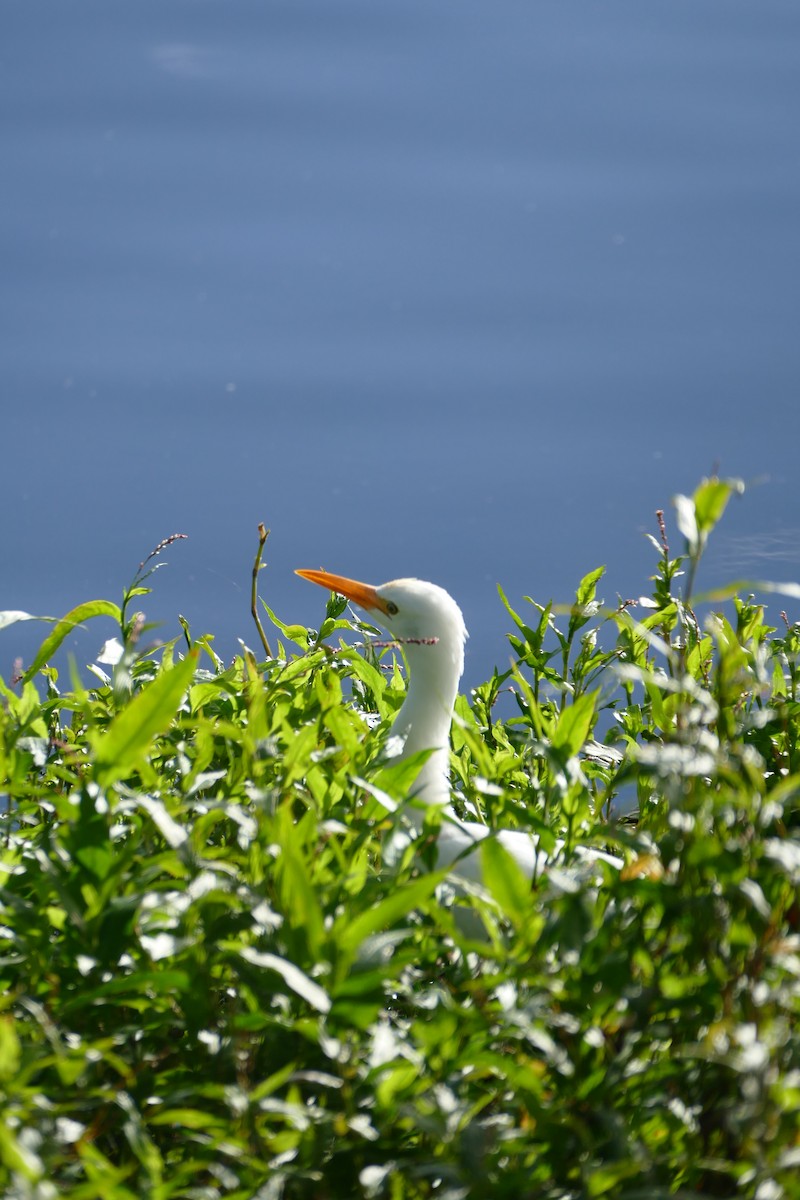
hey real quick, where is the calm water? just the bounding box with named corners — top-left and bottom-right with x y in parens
top-left (3, 1), bottom-right (800, 685)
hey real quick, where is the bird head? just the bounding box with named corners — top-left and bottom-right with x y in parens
top-left (295, 569), bottom-right (467, 661)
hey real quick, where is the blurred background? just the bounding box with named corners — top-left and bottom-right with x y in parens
top-left (3, 0), bottom-right (799, 685)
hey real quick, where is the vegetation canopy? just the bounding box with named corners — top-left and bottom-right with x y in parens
top-left (1, 479), bottom-right (798, 1200)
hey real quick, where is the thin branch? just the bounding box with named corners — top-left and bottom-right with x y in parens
top-left (251, 523), bottom-right (273, 659)
top-left (370, 637), bottom-right (439, 648)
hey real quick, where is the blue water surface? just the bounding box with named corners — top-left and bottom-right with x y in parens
top-left (3, 0), bottom-right (799, 685)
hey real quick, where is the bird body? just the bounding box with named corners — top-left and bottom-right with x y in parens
top-left (297, 572), bottom-right (466, 814)
top-left (296, 569), bottom-right (619, 892)
top-left (371, 578), bottom-right (466, 816)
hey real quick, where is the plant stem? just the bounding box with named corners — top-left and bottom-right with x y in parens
top-left (251, 523), bottom-right (273, 659)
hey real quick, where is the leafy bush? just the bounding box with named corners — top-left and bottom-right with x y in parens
top-left (1, 479), bottom-right (798, 1199)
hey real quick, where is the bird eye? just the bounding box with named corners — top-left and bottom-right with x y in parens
top-left (385, 600), bottom-right (399, 616)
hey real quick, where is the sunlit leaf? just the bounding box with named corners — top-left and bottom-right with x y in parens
top-left (89, 651), bottom-right (198, 786)
top-left (0, 610), bottom-right (44, 631)
top-left (23, 599), bottom-right (122, 679)
top-left (259, 599), bottom-right (309, 647)
top-left (335, 869), bottom-right (448, 955)
top-left (0, 1017), bottom-right (21, 1082)
top-left (693, 475), bottom-right (744, 533)
top-left (673, 492), bottom-right (698, 552)
top-left (136, 795), bottom-right (188, 849)
top-left (480, 837), bottom-right (531, 926)
top-left (552, 690), bottom-right (597, 754)
top-left (239, 947), bottom-right (331, 1013)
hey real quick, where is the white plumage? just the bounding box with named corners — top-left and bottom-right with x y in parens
top-left (296, 569), bottom-right (620, 894)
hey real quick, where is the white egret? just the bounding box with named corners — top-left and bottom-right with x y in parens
top-left (296, 569), bottom-right (619, 893)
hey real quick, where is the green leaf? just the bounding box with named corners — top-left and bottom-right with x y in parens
top-left (259, 599), bottom-right (309, 647)
top-left (74, 844), bottom-right (116, 881)
top-left (480, 837), bottom-right (531, 926)
top-left (23, 599), bottom-right (122, 679)
top-left (136, 795), bottom-right (189, 848)
top-left (673, 492), bottom-right (699, 553)
top-left (148, 1108), bottom-right (227, 1130)
top-left (575, 566), bottom-right (605, 609)
top-left (586, 1159), bottom-right (648, 1196)
top-left (0, 610), bottom-right (45, 631)
top-left (567, 566), bottom-right (606, 642)
top-left (238, 947), bottom-right (331, 1013)
top-left (335, 869), bottom-right (449, 955)
top-left (89, 651), bottom-right (198, 786)
top-left (551, 690), bottom-right (597, 755)
top-left (497, 583), bottom-right (529, 634)
top-left (693, 475), bottom-right (744, 533)
top-left (498, 584), bottom-right (547, 653)
top-left (674, 477), bottom-right (744, 556)
top-left (368, 750), bottom-right (436, 811)
top-left (276, 843), bottom-right (325, 957)
top-left (345, 648), bottom-right (390, 711)
top-left (0, 1120), bottom-right (42, 1179)
top-left (61, 970), bottom-right (193, 1012)
top-left (0, 1017), bottom-right (21, 1082)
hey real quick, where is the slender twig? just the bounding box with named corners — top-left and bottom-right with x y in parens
top-left (251, 524), bottom-right (273, 659)
top-left (371, 637), bottom-right (439, 648)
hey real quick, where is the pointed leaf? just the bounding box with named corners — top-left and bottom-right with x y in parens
top-left (0, 611), bottom-right (44, 632)
top-left (259, 599), bottom-right (309, 648)
top-left (480, 837), bottom-right (531, 926)
top-left (336, 869), bottom-right (448, 955)
top-left (276, 845), bottom-right (325, 957)
top-left (24, 600), bottom-right (122, 679)
top-left (370, 750), bottom-right (436, 809)
top-left (497, 584), bottom-right (540, 648)
top-left (575, 566), bottom-right (605, 609)
top-left (137, 795), bottom-right (189, 848)
top-left (89, 652), bottom-right (198, 786)
top-left (569, 567), bottom-right (605, 638)
top-left (673, 493), bottom-right (698, 553)
top-left (552, 691), bottom-right (597, 755)
top-left (693, 475), bottom-right (744, 533)
top-left (238, 948), bottom-right (331, 1013)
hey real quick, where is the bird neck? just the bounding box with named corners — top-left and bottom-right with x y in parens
top-left (389, 637), bottom-right (463, 816)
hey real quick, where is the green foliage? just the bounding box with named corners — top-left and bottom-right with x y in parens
top-left (0, 479), bottom-right (798, 1199)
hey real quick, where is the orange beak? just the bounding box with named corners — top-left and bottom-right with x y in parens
top-left (295, 568), bottom-right (391, 616)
